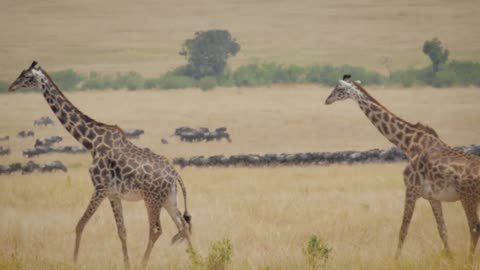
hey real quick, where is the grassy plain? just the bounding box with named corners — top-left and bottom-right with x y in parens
top-left (1, 0), bottom-right (480, 80)
top-left (0, 87), bottom-right (480, 269)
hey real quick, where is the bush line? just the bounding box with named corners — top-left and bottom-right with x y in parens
top-left (2, 61), bottom-right (480, 92)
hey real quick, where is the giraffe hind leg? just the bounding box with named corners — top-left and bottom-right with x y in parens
top-left (140, 198), bottom-right (162, 270)
top-left (461, 198), bottom-right (480, 260)
top-left (164, 196), bottom-right (192, 247)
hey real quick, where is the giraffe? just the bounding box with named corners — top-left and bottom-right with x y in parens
top-left (325, 75), bottom-right (480, 259)
top-left (8, 61), bottom-right (193, 270)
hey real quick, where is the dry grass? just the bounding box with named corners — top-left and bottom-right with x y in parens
top-left (0, 165), bottom-right (474, 270)
top-left (1, 0), bottom-right (480, 80)
top-left (1, 87), bottom-right (480, 269)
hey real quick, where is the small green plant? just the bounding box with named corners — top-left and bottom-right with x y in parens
top-left (303, 235), bottom-right (332, 270)
top-left (187, 238), bottom-right (233, 270)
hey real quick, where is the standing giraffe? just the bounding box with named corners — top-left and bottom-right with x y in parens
top-left (8, 61), bottom-right (192, 270)
top-left (325, 75), bottom-right (480, 259)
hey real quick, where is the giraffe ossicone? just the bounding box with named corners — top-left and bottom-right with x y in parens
top-left (9, 61), bottom-right (193, 270)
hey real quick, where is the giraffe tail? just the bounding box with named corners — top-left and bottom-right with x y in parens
top-left (176, 175), bottom-right (192, 234)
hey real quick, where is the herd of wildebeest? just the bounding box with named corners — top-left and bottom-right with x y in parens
top-left (2, 115), bottom-right (480, 174)
top-left (0, 116), bottom-right (236, 175)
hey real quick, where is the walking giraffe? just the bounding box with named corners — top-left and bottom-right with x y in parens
top-left (325, 75), bottom-right (480, 259)
top-left (8, 61), bottom-right (192, 270)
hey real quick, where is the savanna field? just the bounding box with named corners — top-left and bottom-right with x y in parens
top-left (2, 0), bottom-right (480, 269)
top-left (1, 88), bottom-right (480, 270)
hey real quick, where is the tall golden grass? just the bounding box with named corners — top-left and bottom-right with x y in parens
top-left (1, 87), bottom-right (480, 269)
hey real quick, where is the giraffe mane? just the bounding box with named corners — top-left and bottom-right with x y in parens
top-left (351, 80), bottom-right (440, 139)
top-left (40, 67), bottom-right (126, 137)
top-left (351, 81), bottom-right (414, 125)
top-left (413, 123), bottom-right (440, 138)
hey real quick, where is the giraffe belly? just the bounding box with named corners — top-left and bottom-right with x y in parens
top-left (430, 186), bottom-right (460, 202)
top-left (119, 190), bottom-right (143, 201)
top-left (107, 182), bottom-right (143, 201)
top-left (422, 180), bottom-right (460, 202)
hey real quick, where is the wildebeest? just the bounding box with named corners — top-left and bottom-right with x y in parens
top-left (175, 126), bottom-right (232, 143)
top-left (34, 136), bottom-right (63, 147)
top-left (124, 129), bottom-right (145, 139)
top-left (22, 161), bottom-right (41, 174)
top-left (34, 116), bottom-right (55, 127)
top-left (17, 130), bottom-right (34, 138)
top-left (23, 145), bottom-right (88, 158)
top-left (41, 161), bottom-right (67, 173)
top-left (0, 163), bottom-right (22, 174)
top-left (0, 146), bottom-right (10, 156)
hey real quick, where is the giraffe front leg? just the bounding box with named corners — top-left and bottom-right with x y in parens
top-left (74, 190), bottom-right (105, 263)
top-left (396, 187), bottom-right (418, 258)
top-left (140, 198), bottom-right (162, 270)
top-left (109, 198), bottom-right (131, 270)
top-left (429, 200), bottom-right (451, 255)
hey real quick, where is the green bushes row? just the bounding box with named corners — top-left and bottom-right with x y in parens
top-left (1, 60), bottom-right (480, 92)
top-left (389, 61), bottom-right (480, 88)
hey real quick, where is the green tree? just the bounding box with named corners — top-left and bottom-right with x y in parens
top-left (180, 30), bottom-right (240, 79)
top-left (422, 38), bottom-right (449, 73)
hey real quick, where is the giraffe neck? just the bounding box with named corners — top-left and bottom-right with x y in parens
top-left (34, 68), bottom-right (124, 156)
top-left (352, 82), bottom-right (443, 159)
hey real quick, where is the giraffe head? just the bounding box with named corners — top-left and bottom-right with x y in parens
top-left (325, 74), bottom-right (363, 105)
top-left (8, 61), bottom-right (41, 92)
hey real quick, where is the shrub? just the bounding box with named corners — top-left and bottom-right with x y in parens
top-left (388, 68), bottom-right (418, 87)
top-left (276, 64), bottom-right (305, 83)
top-left (215, 69), bottom-right (235, 87)
top-left (170, 65), bottom-right (196, 77)
top-left (198, 76), bottom-right (217, 91)
top-left (81, 72), bottom-right (114, 90)
top-left (432, 69), bottom-right (456, 87)
top-left (445, 60), bottom-right (480, 86)
top-left (232, 63), bottom-right (264, 86)
top-left (187, 238), bottom-right (233, 270)
top-left (305, 65), bottom-right (385, 86)
top-left (232, 62), bottom-right (295, 86)
top-left (158, 73), bottom-right (196, 89)
top-left (143, 78), bottom-right (162, 89)
top-left (305, 65), bottom-right (338, 86)
top-left (303, 235), bottom-right (332, 270)
top-left (50, 69), bottom-right (85, 91)
top-left (112, 72), bottom-right (144, 90)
